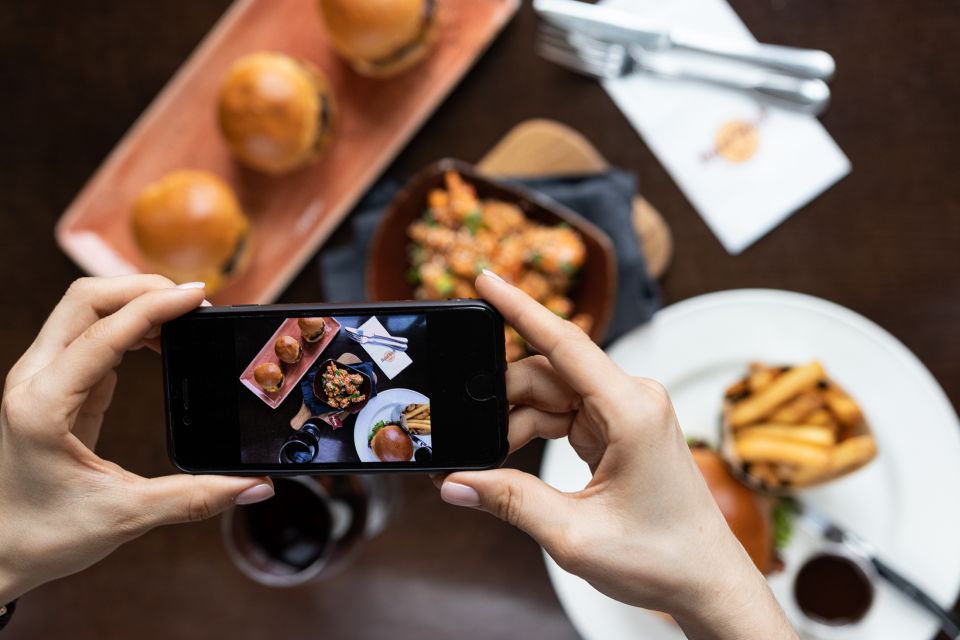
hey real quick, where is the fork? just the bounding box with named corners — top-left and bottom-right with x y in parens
top-left (537, 26), bottom-right (830, 115)
top-left (347, 332), bottom-right (408, 352)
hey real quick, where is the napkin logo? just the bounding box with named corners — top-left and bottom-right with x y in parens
top-left (701, 107), bottom-right (768, 164)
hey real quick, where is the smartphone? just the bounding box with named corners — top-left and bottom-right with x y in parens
top-left (162, 300), bottom-right (508, 474)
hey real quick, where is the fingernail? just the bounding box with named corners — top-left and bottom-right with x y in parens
top-left (481, 269), bottom-right (504, 282)
top-left (441, 481), bottom-right (481, 507)
top-left (175, 281), bottom-right (206, 290)
top-left (235, 483), bottom-right (274, 505)
top-left (200, 299), bottom-right (213, 307)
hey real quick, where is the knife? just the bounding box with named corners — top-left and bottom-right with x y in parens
top-left (795, 500), bottom-right (960, 639)
top-left (533, 0), bottom-right (835, 81)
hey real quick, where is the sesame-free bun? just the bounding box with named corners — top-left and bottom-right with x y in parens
top-left (131, 170), bottom-right (251, 294)
top-left (218, 52), bottom-right (336, 174)
top-left (253, 362), bottom-right (284, 393)
top-left (317, 0), bottom-right (438, 78)
top-left (371, 424), bottom-right (414, 462)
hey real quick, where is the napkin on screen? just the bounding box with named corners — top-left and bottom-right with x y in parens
top-left (599, 0), bottom-right (851, 254)
top-left (317, 170), bottom-right (660, 344)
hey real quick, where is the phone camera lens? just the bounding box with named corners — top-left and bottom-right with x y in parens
top-left (182, 413), bottom-right (192, 426)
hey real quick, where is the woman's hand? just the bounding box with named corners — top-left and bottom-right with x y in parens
top-left (0, 276), bottom-right (274, 603)
top-left (440, 272), bottom-right (795, 640)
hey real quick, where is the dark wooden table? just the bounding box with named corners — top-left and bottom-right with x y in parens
top-left (2, 1), bottom-right (958, 638)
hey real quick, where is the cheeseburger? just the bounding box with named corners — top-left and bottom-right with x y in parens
top-left (253, 362), bottom-right (284, 393)
top-left (218, 52), bottom-right (336, 174)
top-left (274, 335), bottom-right (303, 364)
top-left (317, 0), bottom-right (439, 78)
top-left (370, 424), bottom-right (413, 462)
top-left (690, 443), bottom-right (780, 575)
top-left (298, 317), bottom-right (328, 343)
top-left (131, 170), bottom-right (251, 294)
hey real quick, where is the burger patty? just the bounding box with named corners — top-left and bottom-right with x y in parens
top-left (220, 231), bottom-right (249, 277)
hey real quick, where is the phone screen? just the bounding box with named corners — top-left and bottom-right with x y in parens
top-left (162, 302), bottom-right (508, 473)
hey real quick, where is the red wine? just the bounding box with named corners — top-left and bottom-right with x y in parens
top-left (241, 478), bottom-right (332, 570)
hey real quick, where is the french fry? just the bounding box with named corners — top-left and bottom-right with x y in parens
top-left (730, 362), bottom-right (825, 427)
top-left (806, 409), bottom-right (835, 427)
top-left (830, 435), bottom-right (877, 472)
top-left (747, 367), bottom-right (777, 393)
top-left (734, 433), bottom-right (832, 469)
top-left (769, 390), bottom-right (825, 424)
top-left (737, 424), bottom-right (836, 447)
top-left (724, 378), bottom-right (750, 399)
top-left (824, 387), bottom-right (863, 428)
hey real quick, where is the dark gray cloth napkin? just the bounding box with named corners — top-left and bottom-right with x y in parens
top-left (318, 170), bottom-right (660, 345)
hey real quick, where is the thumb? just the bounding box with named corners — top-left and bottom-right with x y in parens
top-left (133, 475), bottom-right (274, 529)
top-left (441, 468), bottom-right (572, 545)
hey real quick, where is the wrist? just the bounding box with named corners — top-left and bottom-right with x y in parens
top-left (669, 523), bottom-right (796, 640)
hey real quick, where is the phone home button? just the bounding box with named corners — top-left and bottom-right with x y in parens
top-left (466, 372), bottom-right (495, 401)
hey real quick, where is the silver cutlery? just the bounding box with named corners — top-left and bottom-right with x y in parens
top-left (537, 26), bottom-right (830, 115)
top-left (534, 0), bottom-right (835, 80)
top-left (345, 327), bottom-right (408, 351)
top-left (795, 500), bottom-right (960, 639)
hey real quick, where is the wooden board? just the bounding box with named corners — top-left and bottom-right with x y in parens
top-left (55, 0), bottom-right (519, 304)
top-left (477, 118), bottom-right (673, 279)
top-left (239, 316), bottom-right (340, 409)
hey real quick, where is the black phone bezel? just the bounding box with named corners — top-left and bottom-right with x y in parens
top-left (162, 300), bottom-right (508, 475)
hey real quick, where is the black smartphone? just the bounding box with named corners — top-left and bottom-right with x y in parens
top-left (162, 300), bottom-right (508, 474)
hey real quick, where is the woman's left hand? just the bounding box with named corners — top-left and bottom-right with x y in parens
top-left (0, 276), bottom-right (274, 603)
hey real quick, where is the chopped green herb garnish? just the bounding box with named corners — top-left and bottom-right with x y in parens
top-left (464, 210), bottom-right (483, 235)
top-left (436, 273), bottom-right (455, 296)
top-left (772, 498), bottom-right (796, 551)
top-left (560, 261), bottom-right (576, 276)
top-left (406, 265), bottom-right (421, 286)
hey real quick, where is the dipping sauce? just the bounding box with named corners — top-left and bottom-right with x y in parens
top-left (794, 553), bottom-right (874, 625)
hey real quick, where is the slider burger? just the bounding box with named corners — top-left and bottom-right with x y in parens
top-left (690, 443), bottom-right (779, 575)
top-left (370, 424), bottom-right (413, 462)
top-left (297, 317), bottom-right (328, 343)
top-left (253, 362), bottom-right (284, 393)
top-left (218, 52), bottom-right (336, 174)
top-left (274, 335), bottom-right (303, 364)
top-left (132, 170), bottom-right (251, 294)
top-left (317, 0), bottom-right (439, 78)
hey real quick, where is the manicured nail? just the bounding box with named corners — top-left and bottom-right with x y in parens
top-left (235, 483), bottom-right (275, 505)
top-left (441, 481), bottom-right (481, 507)
top-left (481, 269), bottom-right (504, 282)
top-left (200, 299), bottom-right (213, 307)
top-left (176, 281), bottom-right (206, 290)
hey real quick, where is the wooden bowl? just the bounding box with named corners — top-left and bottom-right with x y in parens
top-left (366, 159), bottom-right (617, 344)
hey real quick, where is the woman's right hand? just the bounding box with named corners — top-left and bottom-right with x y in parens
top-left (440, 272), bottom-right (796, 640)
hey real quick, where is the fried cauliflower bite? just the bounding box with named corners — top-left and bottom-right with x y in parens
top-left (481, 200), bottom-right (526, 235)
top-left (525, 226), bottom-right (587, 275)
top-left (490, 235), bottom-right (526, 281)
top-left (409, 221), bottom-right (457, 252)
top-left (418, 260), bottom-right (455, 298)
top-left (544, 295), bottom-right (574, 319)
top-left (517, 270), bottom-right (551, 302)
top-left (444, 171), bottom-right (480, 221)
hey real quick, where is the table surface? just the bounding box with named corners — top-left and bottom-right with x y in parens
top-left (1, 1), bottom-right (958, 639)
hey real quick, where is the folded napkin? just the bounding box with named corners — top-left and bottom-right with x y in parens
top-left (318, 170), bottom-right (660, 344)
top-left (600, 0), bottom-right (851, 254)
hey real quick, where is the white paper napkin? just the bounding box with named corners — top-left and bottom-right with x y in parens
top-left (357, 317), bottom-right (412, 380)
top-left (600, 0), bottom-right (851, 254)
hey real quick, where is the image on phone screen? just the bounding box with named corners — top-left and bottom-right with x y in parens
top-left (163, 302), bottom-right (508, 473)
top-left (236, 313), bottom-right (432, 466)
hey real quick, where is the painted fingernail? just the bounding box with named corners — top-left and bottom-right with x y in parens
top-left (441, 481), bottom-right (481, 507)
top-left (481, 269), bottom-right (504, 282)
top-left (235, 483), bottom-right (275, 505)
top-left (175, 281), bottom-right (206, 290)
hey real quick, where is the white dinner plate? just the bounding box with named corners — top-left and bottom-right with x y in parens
top-left (353, 388), bottom-right (430, 462)
top-left (540, 289), bottom-right (960, 640)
